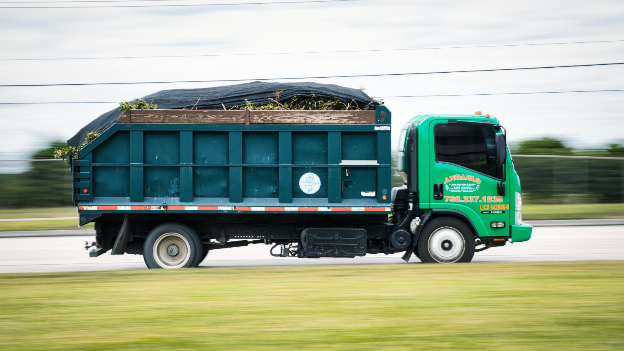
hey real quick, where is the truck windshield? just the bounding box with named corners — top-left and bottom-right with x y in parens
top-left (434, 123), bottom-right (502, 179)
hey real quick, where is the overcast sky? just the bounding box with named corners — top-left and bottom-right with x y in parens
top-left (1, 0), bottom-right (623, 171)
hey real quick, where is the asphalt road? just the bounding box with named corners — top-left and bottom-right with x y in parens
top-left (0, 225), bottom-right (622, 273)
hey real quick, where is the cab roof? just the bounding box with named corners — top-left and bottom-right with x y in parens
top-left (407, 114), bottom-right (500, 127)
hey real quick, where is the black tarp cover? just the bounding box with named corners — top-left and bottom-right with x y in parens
top-left (68, 81), bottom-right (379, 147)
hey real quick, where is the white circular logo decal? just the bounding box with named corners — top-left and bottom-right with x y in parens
top-left (299, 172), bottom-right (321, 195)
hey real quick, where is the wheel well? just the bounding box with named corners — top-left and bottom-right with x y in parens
top-left (428, 210), bottom-right (478, 238)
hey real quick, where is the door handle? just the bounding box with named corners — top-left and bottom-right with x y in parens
top-left (433, 183), bottom-right (444, 200)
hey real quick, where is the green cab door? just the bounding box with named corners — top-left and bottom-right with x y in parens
top-left (429, 121), bottom-right (510, 237)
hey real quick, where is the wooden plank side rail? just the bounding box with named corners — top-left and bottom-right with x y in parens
top-left (116, 110), bottom-right (376, 125)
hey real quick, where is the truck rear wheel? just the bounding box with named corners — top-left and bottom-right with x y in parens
top-left (417, 217), bottom-right (475, 263)
top-left (143, 223), bottom-right (203, 269)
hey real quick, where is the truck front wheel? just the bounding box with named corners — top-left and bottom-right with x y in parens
top-left (143, 223), bottom-right (203, 269)
top-left (417, 217), bottom-right (475, 263)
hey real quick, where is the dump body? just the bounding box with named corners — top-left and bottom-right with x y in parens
top-left (74, 108), bottom-right (392, 226)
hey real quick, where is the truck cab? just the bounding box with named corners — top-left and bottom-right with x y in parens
top-left (393, 113), bottom-right (532, 263)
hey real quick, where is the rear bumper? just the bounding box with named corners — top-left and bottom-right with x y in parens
top-left (511, 223), bottom-right (532, 242)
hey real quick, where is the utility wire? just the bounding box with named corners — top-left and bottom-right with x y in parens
top-left (1, 62), bottom-right (623, 88)
top-left (0, 0), bottom-right (358, 8)
top-left (4, 39), bottom-right (624, 62)
top-left (1, 89), bottom-right (622, 105)
top-left (3, 0), bottom-right (235, 2)
top-left (381, 89), bottom-right (624, 98)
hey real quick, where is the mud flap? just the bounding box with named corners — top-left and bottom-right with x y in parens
top-left (79, 212), bottom-right (101, 226)
top-left (401, 214), bottom-right (430, 263)
top-left (111, 214), bottom-right (130, 255)
top-left (401, 241), bottom-right (415, 262)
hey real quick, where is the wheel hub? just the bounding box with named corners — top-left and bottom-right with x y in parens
top-left (167, 244), bottom-right (179, 256)
top-left (428, 226), bottom-right (465, 263)
top-left (153, 232), bottom-right (191, 269)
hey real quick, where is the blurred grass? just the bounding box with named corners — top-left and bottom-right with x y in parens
top-left (0, 206), bottom-right (77, 219)
top-left (0, 220), bottom-right (93, 232)
top-left (0, 207), bottom-right (85, 232)
top-left (523, 203), bottom-right (624, 220)
top-left (0, 261), bottom-right (622, 350)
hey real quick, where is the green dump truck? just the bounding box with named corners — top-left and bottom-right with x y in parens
top-left (73, 100), bottom-right (531, 268)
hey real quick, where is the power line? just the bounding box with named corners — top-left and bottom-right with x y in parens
top-left (4, 39), bottom-right (624, 62)
top-left (382, 89), bottom-right (624, 98)
top-left (0, 0), bottom-right (358, 8)
top-left (3, 0), bottom-right (225, 2)
top-left (1, 89), bottom-right (622, 105)
top-left (1, 62), bottom-right (623, 88)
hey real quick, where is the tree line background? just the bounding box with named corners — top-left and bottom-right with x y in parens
top-left (0, 138), bottom-right (622, 208)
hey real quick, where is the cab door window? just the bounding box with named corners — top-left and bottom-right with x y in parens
top-left (434, 123), bottom-right (501, 179)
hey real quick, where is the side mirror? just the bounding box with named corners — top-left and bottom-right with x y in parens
top-left (495, 133), bottom-right (507, 165)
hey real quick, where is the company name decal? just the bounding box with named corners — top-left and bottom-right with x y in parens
top-left (444, 174), bottom-right (481, 193)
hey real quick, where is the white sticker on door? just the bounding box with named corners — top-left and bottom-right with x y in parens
top-left (444, 174), bottom-right (481, 193)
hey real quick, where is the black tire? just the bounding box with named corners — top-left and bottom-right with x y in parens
top-left (143, 223), bottom-right (203, 269)
top-left (417, 217), bottom-right (475, 263)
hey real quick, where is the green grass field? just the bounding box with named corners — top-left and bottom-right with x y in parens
top-left (0, 206), bottom-right (77, 219)
top-left (0, 207), bottom-right (87, 231)
top-left (0, 219), bottom-right (93, 232)
top-left (0, 261), bottom-right (622, 350)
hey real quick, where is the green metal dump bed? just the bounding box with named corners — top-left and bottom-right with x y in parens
top-left (74, 107), bottom-right (392, 225)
